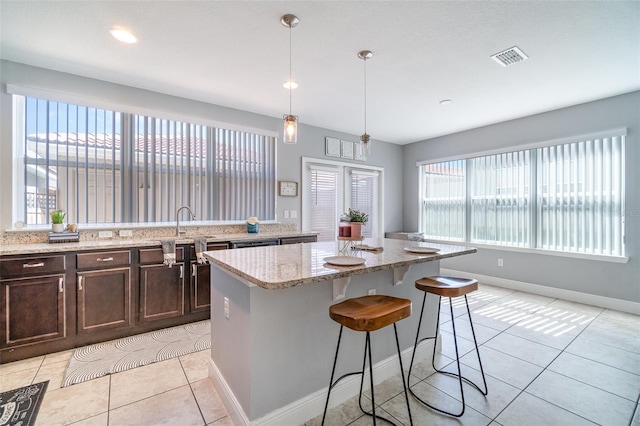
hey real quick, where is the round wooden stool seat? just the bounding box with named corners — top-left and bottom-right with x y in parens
top-left (415, 276), bottom-right (478, 298)
top-left (329, 295), bottom-right (412, 332)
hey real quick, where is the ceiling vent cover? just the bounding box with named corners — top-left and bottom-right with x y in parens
top-left (491, 46), bottom-right (528, 67)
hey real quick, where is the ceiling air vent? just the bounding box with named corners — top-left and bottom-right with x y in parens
top-left (491, 46), bottom-right (528, 67)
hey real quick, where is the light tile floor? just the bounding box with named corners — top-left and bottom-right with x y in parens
top-left (1, 283), bottom-right (638, 425)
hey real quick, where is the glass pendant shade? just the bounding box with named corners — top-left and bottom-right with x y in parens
top-left (359, 133), bottom-right (371, 157)
top-left (283, 114), bottom-right (298, 144)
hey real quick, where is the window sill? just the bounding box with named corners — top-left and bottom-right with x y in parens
top-left (423, 239), bottom-right (629, 264)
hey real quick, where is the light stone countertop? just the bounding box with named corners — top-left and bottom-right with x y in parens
top-left (204, 238), bottom-right (477, 290)
top-left (0, 231), bottom-right (318, 256)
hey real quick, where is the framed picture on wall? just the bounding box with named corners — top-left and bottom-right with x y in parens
top-left (325, 137), bottom-right (341, 157)
top-left (354, 142), bottom-right (367, 161)
top-left (341, 140), bottom-right (354, 159)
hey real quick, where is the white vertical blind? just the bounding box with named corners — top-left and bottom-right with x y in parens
top-left (349, 169), bottom-right (379, 238)
top-left (470, 151), bottom-right (530, 246)
top-left (536, 136), bottom-right (624, 256)
top-left (213, 128), bottom-right (275, 221)
top-left (19, 95), bottom-right (276, 224)
top-left (306, 165), bottom-right (340, 242)
top-left (419, 133), bottom-right (625, 257)
top-left (421, 160), bottom-right (466, 241)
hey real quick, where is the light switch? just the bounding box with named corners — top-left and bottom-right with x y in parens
top-left (290, 210), bottom-right (297, 219)
top-left (283, 210), bottom-right (289, 219)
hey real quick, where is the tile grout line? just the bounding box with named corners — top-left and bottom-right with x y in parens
top-left (179, 354), bottom-right (213, 425)
top-left (488, 307), bottom-right (613, 424)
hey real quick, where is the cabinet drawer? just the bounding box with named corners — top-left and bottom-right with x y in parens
top-left (139, 247), bottom-right (185, 264)
top-left (1, 255), bottom-right (66, 278)
top-left (189, 242), bottom-right (229, 257)
top-left (77, 250), bottom-right (131, 269)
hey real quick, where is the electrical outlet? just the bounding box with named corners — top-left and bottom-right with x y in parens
top-left (119, 229), bottom-right (133, 237)
top-left (283, 210), bottom-right (289, 219)
top-left (368, 289), bottom-right (376, 295)
top-left (98, 230), bottom-right (113, 239)
top-left (498, 258), bottom-right (504, 267)
top-left (224, 297), bottom-right (230, 319)
top-left (290, 210), bottom-right (297, 219)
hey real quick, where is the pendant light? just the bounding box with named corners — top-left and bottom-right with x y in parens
top-left (281, 14), bottom-right (299, 144)
top-left (358, 50), bottom-right (373, 157)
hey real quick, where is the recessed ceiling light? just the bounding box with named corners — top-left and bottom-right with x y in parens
top-left (440, 99), bottom-right (452, 106)
top-left (283, 81), bottom-right (298, 89)
top-left (110, 27), bottom-right (137, 44)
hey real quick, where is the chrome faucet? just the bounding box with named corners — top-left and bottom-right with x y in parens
top-left (176, 205), bottom-right (196, 236)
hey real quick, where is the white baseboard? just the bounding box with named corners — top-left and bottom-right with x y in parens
top-left (441, 268), bottom-right (640, 315)
top-left (208, 342), bottom-right (434, 426)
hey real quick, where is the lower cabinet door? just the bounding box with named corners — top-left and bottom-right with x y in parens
top-left (190, 263), bottom-right (210, 313)
top-left (139, 263), bottom-right (185, 322)
top-left (1, 274), bottom-right (66, 347)
top-left (77, 268), bottom-right (132, 334)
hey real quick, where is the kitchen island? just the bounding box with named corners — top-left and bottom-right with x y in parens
top-left (204, 238), bottom-right (476, 425)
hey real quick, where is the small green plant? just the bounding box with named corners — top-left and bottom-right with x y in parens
top-left (347, 208), bottom-right (369, 225)
top-left (50, 210), bottom-right (65, 224)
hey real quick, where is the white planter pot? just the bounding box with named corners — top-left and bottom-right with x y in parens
top-left (52, 223), bottom-right (65, 233)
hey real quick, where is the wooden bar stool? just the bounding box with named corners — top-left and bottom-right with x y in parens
top-left (407, 276), bottom-right (488, 417)
top-left (322, 295), bottom-right (413, 426)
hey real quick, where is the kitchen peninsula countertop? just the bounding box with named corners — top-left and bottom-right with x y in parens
top-left (0, 231), bottom-right (318, 256)
top-left (204, 238), bottom-right (476, 290)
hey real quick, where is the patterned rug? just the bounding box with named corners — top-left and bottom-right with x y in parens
top-left (62, 320), bottom-right (211, 387)
top-left (0, 380), bottom-right (49, 426)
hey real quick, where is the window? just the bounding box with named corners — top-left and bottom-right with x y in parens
top-left (348, 169), bottom-right (379, 239)
top-left (420, 160), bottom-right (466, 241)
top-left (302, 158), bottom-right (383, 242)
top-left (16, 95), bottom-right (276, 225)
top-left (306, 165), bottom-right (341, 242)
top-left (470, 151), bottom-right (530, 246)
top-left (419, 132), bottom-right (625, 257)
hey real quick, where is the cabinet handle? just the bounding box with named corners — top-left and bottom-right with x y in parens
top-left (58, 277), bottom-right (64, 293)
top-left (78, 276), bottom-right (83, 291)
top-left (179, 265), bottom-right (184, 279)
top-left (23, 262), bottom-right (44, 268)
top-left (192, 264), bottom-right (197, 277)
top-left (97, 257), bottom-right (113, 262)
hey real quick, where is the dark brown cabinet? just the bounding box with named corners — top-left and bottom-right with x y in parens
top-left (189, 243), bottom-right (229, 313)
top-left (138, 247), bottom-right (185, 322)
top-left (0, 255), bottom-right (66, 348)
top-left (76, 250), bottom-right (132, 335)
top-left (1, 234), bottom-right (311, 363)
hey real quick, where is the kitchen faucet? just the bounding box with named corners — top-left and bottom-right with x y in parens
top-left (176, 205), bottom-right (196, 236)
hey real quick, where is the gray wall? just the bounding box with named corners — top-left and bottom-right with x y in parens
top-left (402, 91), bottom-right (640, 303)
top-left (0, 60), bottom-right (403, 233)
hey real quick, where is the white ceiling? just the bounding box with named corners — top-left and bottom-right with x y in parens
top-left (1, 1), bottom-right (639, 144)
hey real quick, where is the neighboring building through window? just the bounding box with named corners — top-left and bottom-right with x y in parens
top-left (16, 96), bottom-right (276, 225)
top-left (419, 133), bottom-right (626, 257)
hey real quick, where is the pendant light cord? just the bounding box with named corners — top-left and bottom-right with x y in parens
top-left (363, 56), bottom-right (367, 135)
top-left (289, 24), bottom-right (293, 115)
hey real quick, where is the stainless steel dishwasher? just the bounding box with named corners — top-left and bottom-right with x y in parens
top-left (230, 239), bottom-right (279, 249)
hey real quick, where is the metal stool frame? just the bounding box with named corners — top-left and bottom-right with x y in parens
top-left (322, 324), bottom-right (413, 426)
top-left (407, 292), bottom-right (488, 417)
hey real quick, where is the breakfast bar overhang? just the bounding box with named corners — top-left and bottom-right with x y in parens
top-left (204, 239), bottom-right (476, 425)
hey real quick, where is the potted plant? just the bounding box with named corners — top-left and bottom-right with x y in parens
top-left (347, 208), bottom-right (368, 238)
top-left (50, 210), bottom-right (66, 232)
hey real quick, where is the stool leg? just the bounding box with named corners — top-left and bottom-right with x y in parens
top-left (465, 295), bottom-right (488, 396)
top-left (448, 296), bottom-right (466, 417)
top-left (409, 294), bottom-right (487, 417)
top-left (407, 291), bottom-right (429, 389)
top-left (367, 332), bottom-right (377, 425)
top-left (394, 323), bottom-right (413, 426)
top-left (322, 325), bottom-right (344, 425)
